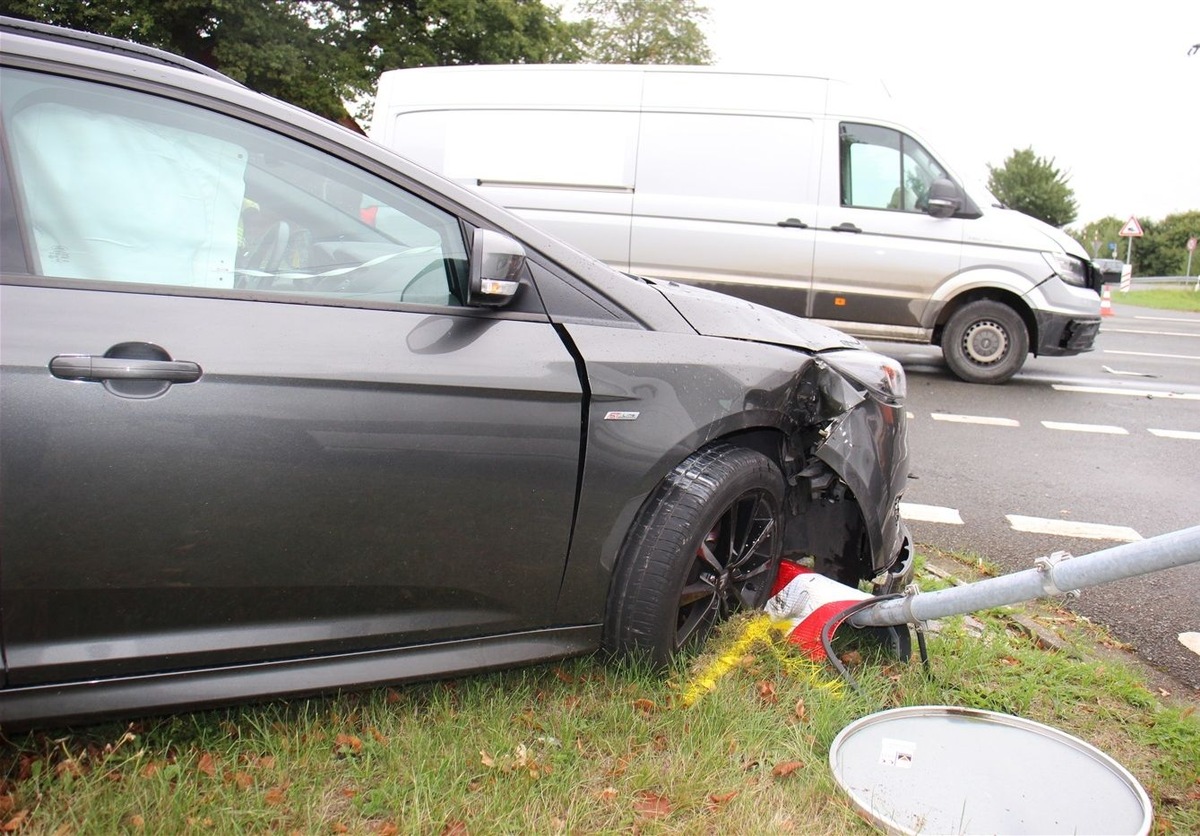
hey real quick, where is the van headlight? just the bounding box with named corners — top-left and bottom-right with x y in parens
top-left (821, 350), bottom-right (907, 405)
top-left (1042, 252), bottom-right (1090, 288)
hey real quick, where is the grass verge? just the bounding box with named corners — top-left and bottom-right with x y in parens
top-left (2, 556), bottom-right (1197, 834)
top-left (1110, 287), bottom-right (1200, 312)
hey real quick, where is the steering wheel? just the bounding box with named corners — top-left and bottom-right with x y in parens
top-left (241, 220), bottom-right (290, 289)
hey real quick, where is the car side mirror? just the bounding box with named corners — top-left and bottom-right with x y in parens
top-left (466, 229), bottom-right (525, 307)
top-left (926, 178), bottom-right (963, 219)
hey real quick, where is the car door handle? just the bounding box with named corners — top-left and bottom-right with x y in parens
top-left (50, 355), bottom-right (203, 383)
top-left (776, 217), bottom-right (809, 229)
top-left (830, 222), bottom-right (862, 233)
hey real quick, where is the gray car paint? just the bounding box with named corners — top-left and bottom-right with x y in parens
top-left (0, 18), bottom-right (911, 727)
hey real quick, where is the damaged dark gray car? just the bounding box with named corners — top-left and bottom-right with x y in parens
top-left (0, 17), bottom-right (911, 727)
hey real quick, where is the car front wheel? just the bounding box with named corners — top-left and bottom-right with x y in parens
top-left (604, 445), bottom-right (784, 666)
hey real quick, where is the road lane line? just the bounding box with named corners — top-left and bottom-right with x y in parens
top-left (1133, 315), bottom-right (1200, 323)
top-left (1006, 515), bottom-right (1142, 542)
top-left (1101, 328), bottom-right (1200, 338)
top-left (1041, 421), bottom-right (1129, 435)
top-left (931, 413), bottom-right (1020, 427)
top-left (900, 503), bottom-right (963, 525)
top-left (1103, 349), bottom-right (1200, 361)
top-left (1149, 428), bottom-right (1200, 440)
top-left (1053, 385), bottom-right (1200, 400)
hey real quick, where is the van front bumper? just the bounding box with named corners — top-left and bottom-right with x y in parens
top-left (1034, 312), bottom-right (1100, 356)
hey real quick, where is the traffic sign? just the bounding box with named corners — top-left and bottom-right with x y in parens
top-left (1119, 216), bottom-right (1144, 238)
top-left (1188, 237), bottom-right (1197, 252)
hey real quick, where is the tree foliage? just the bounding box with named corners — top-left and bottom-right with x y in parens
top-left (0, 0), bottom-right (585, 123)
top-left (577, 0), bottom-right (712, 64)
top-left (987, 147), bottom-right (1078, 228)
top-left (1068, 211), bottom-right (1200, 276)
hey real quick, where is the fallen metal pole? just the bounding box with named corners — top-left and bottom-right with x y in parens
top-left (849, 525), bottom-right (1200, 629)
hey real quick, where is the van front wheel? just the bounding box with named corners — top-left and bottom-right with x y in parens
top-left (942, 300), bottom-right (1029, 384)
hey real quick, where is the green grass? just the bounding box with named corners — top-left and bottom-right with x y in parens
top-left (2, 560), bottom-right (1197, 834)
top-left (1111, 287), bottom-right (1200, 312)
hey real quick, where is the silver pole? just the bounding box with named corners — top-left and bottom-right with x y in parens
top-left (849, 526), bottom-right (1200, 629)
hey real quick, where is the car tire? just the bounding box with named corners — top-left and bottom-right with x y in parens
top-left (604, 445), bottom-right (784, 666)
top-left (942, 300), bottom-right (1029, 384)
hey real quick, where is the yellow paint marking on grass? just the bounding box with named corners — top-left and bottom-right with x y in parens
top-left (680, 614), bottom-right (842, 707)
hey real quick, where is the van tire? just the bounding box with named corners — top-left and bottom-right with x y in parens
top-left (942, 300), bottom-right (1029, 384)
top-left (604, 445), bottom-right (784, 667)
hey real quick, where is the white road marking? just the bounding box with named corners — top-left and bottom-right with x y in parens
top-left (1052, 385), bottom-right (1200, 401)
top-left (1149, 428), bottom-right (1200, 440)
top-left (900, 503), bottom-right (963, 525)
top-left (1133, 315), bottom-right (1200, 324)
top-left (1104, 349), bottom-right (1200, 361)
top-left (1102, 328), bottom-right (1200, 338)
top-left (1006, 515), bottom-right (1142, 542)
top-left (1180, 633), bottom-right (1200, 659)
top-left (1041, 421), bottom-right (1129, 435)
top-left (931, 413), bottom-right (1020, 427)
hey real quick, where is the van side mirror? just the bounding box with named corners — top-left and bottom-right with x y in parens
top-left (926, 178), bottom-right (963, 219)
top-left (466, 229), bottom-right (525, 307)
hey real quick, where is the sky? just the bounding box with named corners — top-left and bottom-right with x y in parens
top-left (696, 0), bottom-right (1199, 228)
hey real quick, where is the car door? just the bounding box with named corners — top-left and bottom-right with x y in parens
top-left (811, 122), bottom-right (964, 336)
top-left (0, 66), bottom-right (583, 687)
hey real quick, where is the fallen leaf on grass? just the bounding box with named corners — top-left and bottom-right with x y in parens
top-left (372, 823), bottom-right (399, 836)
top-left (385, 689), bottom-right (402, 704)
top-left (633, 791), bottom-right (672, 819)
top-left (331, 824), bottom-right (349, 834)
top-left (772, 761), bottom-right (805, 778)
top-left (441, 820), bottom-right (468, 836)
top-left (0, 799), bottom-right (11, 817)
top-left (334, 734), bottom-right (363, 756)
top-left (480, 751), bottom-right (496, 769)
top-left (1, 810), bottom-right (29, 832)
top-left (553, 668), bottom-right (575, 684)
top-left (369, 727), bottom-right (388, 745)
top-left (196, 753), bottom-right (217, 778)
top-left (232, 772), bottom-right (254, 790)
top-left (263, 785), bottom-right (289, 806)
top-left (838, 650), bottom-right (863, 667)
top-left (756, 680), bottom-right (778, 705)
top-left (128, 814), bottom-right (145, 830)
top-left (596, 787), bottom-right (618, 802)
top-left (793, 698), bottom-right (807, 722)
top-left (631, 698), bottom-right (656, 715)
top-left (707, 791), bottom-right (738, 810)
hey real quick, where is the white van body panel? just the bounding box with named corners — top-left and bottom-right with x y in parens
top-left (371, 65), bottom-right (1101, 383)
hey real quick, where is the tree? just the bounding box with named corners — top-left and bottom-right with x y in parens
top-left (1068, 216), bottom-right (1124, 260)
top-left (1128, 211), bottom-right (1200, 277)
top-left (986, 147), bottom-right (1078, 228)
top-left (0, 0), bottom-right (584, 123)
top-left (577, 0), bottom-right (712, 64)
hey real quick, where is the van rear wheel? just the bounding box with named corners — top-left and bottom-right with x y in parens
top-left (942, 300), bottom-right (1029, 384)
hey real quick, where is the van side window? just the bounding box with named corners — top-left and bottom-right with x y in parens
top-left (394, 110), bottom-right (637, 191)
top-left (839, 123), bottom-right (949, 212)
top-left (638, 113), bottom-right (814, 202)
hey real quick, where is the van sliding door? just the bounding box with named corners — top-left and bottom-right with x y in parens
top-left (629, 112), bottom-right (819, 319)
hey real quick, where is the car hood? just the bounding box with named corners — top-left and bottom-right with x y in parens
top-left (646, 278), bottom-right (864, 353)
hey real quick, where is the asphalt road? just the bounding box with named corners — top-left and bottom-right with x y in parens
top-left (869, 302), bottom-right (1200, 694)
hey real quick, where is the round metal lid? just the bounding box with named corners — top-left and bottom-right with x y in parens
top-left (829, 705), bottom-right (1152, 835)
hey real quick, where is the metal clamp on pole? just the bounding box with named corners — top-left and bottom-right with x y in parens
top-left (1034, 551), bottom-right (1080, 599)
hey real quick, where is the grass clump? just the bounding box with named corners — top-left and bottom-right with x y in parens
top-left (2, 565), bottom-right (1197, 834)
top-left (1112, 287), bottom-right (1200, 312)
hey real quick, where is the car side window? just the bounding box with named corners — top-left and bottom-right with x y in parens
top-left (1, 68), bottom-right (468, 307)
top-left (839, 122), bottom-right (949, 213)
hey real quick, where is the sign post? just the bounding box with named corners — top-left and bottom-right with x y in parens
top-left (1118, 216), bottom-right (1144, 293)
top-left (1188, 236), bottom-right (1197, 290)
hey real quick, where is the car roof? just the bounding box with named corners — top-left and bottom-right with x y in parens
top-left (0, 15), bottom-right (237, 83)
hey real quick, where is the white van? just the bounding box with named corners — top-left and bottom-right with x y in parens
top-left (371, 65), bottom-right (1102, 383)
